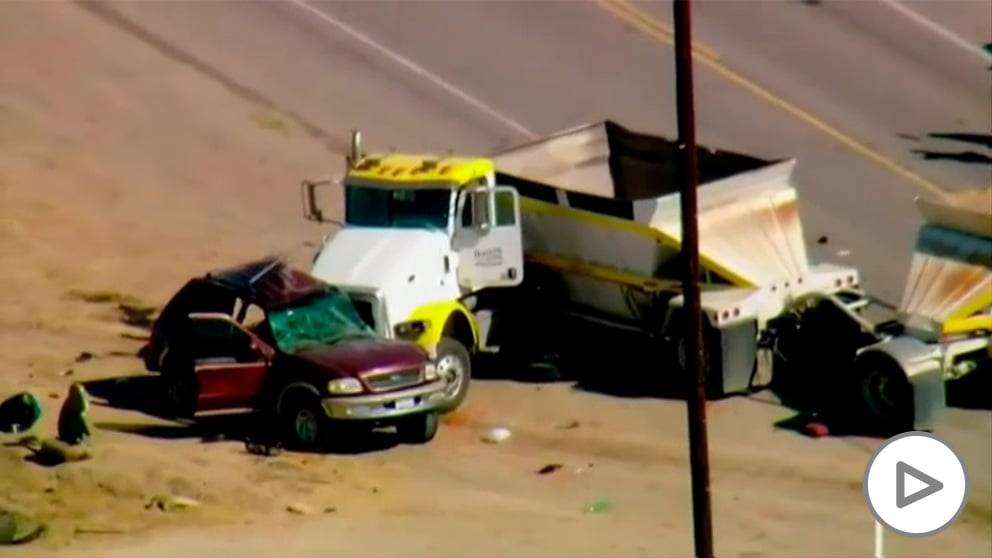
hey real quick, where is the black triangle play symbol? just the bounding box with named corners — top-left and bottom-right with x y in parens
top-left (896, 461), bottom-right (944, 509)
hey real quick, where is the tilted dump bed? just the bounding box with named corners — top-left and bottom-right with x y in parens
top-left (492, 121), bottom-right (823, 292)
top-left (900, 188), bottom-right (992, 337)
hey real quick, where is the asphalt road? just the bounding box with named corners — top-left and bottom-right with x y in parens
top-left (89, 0), bottom-right (990, 301)
top-left (74, 0), bottom-right (990, 554)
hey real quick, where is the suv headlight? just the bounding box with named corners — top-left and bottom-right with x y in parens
top-left (394, 320), bottom-right (429, 340)
top-left (424, 362), bottom-right (438, 381)
top-left (328, 377), bottom-right (363, 394)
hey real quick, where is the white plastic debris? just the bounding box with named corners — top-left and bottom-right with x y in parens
top-left (481, 426), bottom-right (512, 444)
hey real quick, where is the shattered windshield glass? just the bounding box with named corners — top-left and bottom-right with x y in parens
top-left (268, 288), bottom-right (375, 354)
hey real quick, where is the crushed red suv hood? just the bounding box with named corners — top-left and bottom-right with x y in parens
top-left (292, 336), bottom-right (426, 377)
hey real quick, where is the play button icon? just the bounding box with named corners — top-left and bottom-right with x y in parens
top-left (864, 432), bottom-right (969, 537)
top-left (896, 461), bottom-right (943, 508)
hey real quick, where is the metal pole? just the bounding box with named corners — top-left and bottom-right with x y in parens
top-left (672, 1), bottom-right (714, 557)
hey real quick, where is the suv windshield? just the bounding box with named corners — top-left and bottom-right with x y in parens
top-left (345, 185), bottom-right (451, 230)
top-left (268, 288), bottom-right (375, 353)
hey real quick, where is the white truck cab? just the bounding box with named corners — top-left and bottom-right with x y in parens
top-left (302, 132), bottom-right (524, 412)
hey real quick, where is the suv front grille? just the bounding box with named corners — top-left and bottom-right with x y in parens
top-left (362, 367), bottom-right (422, 392)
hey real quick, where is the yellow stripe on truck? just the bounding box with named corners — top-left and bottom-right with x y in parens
top-left (406, 301), bottom-right (479, 350)
top-left (519, 197), bottom-right (756, 288)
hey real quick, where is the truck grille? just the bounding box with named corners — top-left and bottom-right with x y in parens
top-left (362, 367), bottom-right (422, 392)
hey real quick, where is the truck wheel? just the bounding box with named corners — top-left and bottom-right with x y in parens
top-left (435, 337), bottom-right (471, 414)
top-left (856, 357), bottom-right (913, 433)
top-left (396, 411), bottom-right (439, 444)
top-left (279, 389), bottom-right (330, 452)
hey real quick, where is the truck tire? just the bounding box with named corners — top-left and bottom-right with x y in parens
top-left (435, 337), bottom-right (471, 414)
top-left (396, 411), bottom-right (439, 444)
top-left (279, 388), bottom-right (330, 452)
top-left (855, 355), bottom-right (913, 434)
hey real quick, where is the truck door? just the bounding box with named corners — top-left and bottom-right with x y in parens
top-left (455, 185), bottom-right (524, 290)
top-left (186, 313), bottom-right (272, 413)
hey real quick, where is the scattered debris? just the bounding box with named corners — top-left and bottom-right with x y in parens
top-left (482, 426), bottom-right (512, 444)
top-left (0, 509), bottom-right (45, 545)
top-left (585, 499), bottom-right (613, 514)
top-left (22, 437), bottom-right (91, 466)
top-left (556, 420), bottom-right (580, 430)
top-left (59, 368), bottom-right (74, 377)
top-left (58, 383), bottom-right (92, 445)
top-left (146, 495), bottom-right (202, 512)
top-left (323, 507), bottom-right (338, 514)
top-left (574, 463), bottom-right (595, 474)
top-left (75, 351), bottom-right (94, 363)
top-left (803, 421), bottom-right (830, 438)
top-left (286, 503), bottom-right (315, 515)
top-left (0, 392), bottom-right (42, 435)
top-left (74, 527), bottom-right (126, 535)
top-left (816, 235), bottom-right (829, 245)
top-left (836, 249), bottom-right (851, 257)
top-left (537, 463), bottom-right (564, 475)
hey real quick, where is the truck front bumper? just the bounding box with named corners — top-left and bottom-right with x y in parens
top-left (320, 380), bottom-right (446, 421)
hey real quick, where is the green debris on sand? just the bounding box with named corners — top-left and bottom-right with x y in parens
top-left (0, 509), bottom-right (45, 546)
top-left (585, 499), bottom-right (613, 514)
top-left (0, 392), bottom-right (42, 435)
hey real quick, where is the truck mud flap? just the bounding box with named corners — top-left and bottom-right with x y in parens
top-left (709, 319), bottom-right (760, 397)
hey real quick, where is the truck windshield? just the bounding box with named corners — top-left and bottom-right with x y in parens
top-left (268, 288), bottom-right (375, 354)
top-left (345, 185), bottom-right (451, 230)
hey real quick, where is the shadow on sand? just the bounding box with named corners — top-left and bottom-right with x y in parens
top-left (475, 331), bottom-right (990, 440)
top-left (81, 374), bottom-right (397, 455)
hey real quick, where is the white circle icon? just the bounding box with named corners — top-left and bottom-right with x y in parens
top-left (864, 431), bottom-right (969, 537)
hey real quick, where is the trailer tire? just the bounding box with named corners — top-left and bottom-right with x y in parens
top-left (435, 337), bottom-right (471, 414)
top-left (855, 354), bottom-right (913, 434)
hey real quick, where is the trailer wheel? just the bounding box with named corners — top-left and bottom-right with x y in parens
top-left (855, 355), bottom-right (913, 433)
top-left (435, 337), bottom-right (471, 414)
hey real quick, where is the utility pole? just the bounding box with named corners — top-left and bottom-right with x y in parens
top-left (672, 1), bottom-right (715, 557)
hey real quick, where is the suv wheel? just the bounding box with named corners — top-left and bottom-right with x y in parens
top-left (279, 389), bottom-right (329, 452)
top-left (396, 412), bottom-right (439, 444)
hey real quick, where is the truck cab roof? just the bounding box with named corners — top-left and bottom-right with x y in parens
top-left (344, 154), bottom-right (494, 189)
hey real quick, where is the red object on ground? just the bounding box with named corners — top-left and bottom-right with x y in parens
top-left (803, 421), bottom-right (830, 438)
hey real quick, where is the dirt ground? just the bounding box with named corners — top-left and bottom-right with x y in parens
top-left (0, 2), bottom-right (989, 557)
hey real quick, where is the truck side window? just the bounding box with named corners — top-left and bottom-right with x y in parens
top-left (461, 192), bottom-right (474, 228)
top-left (494, 190), bottom-right (515, 227)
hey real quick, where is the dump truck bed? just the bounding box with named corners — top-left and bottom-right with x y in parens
top-left (492, 121), bottom-right (820, 291)
top-left (900, 188), bottom-right (992, 334)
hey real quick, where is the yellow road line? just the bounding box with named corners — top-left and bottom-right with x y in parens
top-left (595, 0), bottom-right (946, 197)
top-left (597, 0), bottom-right (720, 61)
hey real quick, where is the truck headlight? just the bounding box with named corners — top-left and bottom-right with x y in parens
top-left (328, 378), bottom-right (363, 394)
top-left (394, 320), bottom-right (429, 340)
top-left (424, 362), bottom-right (438, 381)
